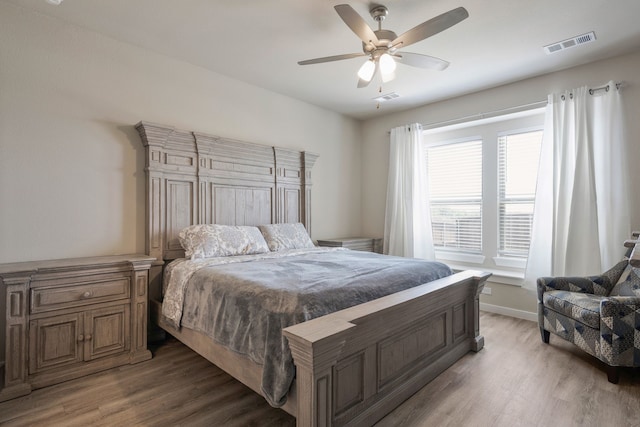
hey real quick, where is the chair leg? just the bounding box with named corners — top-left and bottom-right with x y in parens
top-left (540, 327), bottom-right (550, 343)
top-left (606, 366), bottom-right (620, 384)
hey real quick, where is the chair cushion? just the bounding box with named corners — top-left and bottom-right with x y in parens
top-left (609, 264), bottom-right (640, 297)
top-left (543, 290), bottom-right (605, 329)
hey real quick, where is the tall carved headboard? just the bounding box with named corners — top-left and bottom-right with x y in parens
top-left (135, 121), bottom-right (318, 266)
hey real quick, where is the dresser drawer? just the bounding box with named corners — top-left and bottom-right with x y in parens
top-left (31, 278), bottom-right (130, 314)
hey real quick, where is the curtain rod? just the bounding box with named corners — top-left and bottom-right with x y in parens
top-left (562, 81), bottom-right (623, 99)
top-left (420, 99), bottom-right (547, 130)
top-left (388, 81), bottom-right (623, 134)
top-left (417, 81), bottom-right (622, 131)
top-left (589, 81), bottom-right (622, 95)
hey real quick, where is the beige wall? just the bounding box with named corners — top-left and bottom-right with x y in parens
top-left (3, 1), bottom-right (640, 320)
top-left (361, 50), bottom-right (640, 317)
top-left (0, 2), bottom-right (364, 263)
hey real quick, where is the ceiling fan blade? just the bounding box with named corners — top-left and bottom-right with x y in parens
top-left (298, 52), bottom-right (366, 65)
top-left (392, 7), bottom-right (469, 49)
top-left (393, 52), bottom-right (450, 71)
top-left (357, 61), bottom-right (378, 88)
top-left (334, 4), bottom-right (379, 47)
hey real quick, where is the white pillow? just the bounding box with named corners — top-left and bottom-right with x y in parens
top-left (178, 224), bottom-right (269, 259)
top-left (258, 223), bottom-right (315, 252)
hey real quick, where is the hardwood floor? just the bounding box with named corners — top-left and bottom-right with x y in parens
top-left (377, 313), bottom-right (640, 427)
top-left (1, 312), bottom-right (638, 426)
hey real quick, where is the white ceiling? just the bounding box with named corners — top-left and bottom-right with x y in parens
top-left (9, 0), bottom-right (640, 120)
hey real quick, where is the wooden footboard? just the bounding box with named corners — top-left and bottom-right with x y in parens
top-left (283, 270), bottom-right (489, 427)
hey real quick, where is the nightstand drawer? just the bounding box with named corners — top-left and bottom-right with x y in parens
top-left (317, 237), bottom-right (382, 253)
top-left (31, 278), bottom-right (130, 313)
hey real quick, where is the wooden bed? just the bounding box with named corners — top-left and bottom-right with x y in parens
top-left (135, 121), bottom-right (490, 427)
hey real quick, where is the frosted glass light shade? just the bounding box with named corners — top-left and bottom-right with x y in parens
top-left (381, 70), bottom-right (396, 83)
top-left (357, 60), bottom-right (375, 82)
top-left (379, 53), bottom-right (396, 74)
top-left (379, 54), bottom-right (397, 83)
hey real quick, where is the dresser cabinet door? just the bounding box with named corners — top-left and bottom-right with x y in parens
top-left (29, 313), bottom-right (83, 374)
top-left (84, 304), bottom-right (130, 360)
top-left (29, 304), bottom-right (131, 375)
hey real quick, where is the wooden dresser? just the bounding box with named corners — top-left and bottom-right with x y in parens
top-left (0, 254), bottom-right (155, 402)
top-left (317, 237), bottom-right (383, 253)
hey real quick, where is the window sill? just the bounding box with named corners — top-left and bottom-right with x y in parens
top-left (434, 250), bottom-right (485, 264)
top-left (493, 256), bottom-right (527, 269)
top-left (445, 263), bottom-right (525, 287)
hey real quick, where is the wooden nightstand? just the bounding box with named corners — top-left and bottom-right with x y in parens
top-left (0, 254), bottom-right (155, 402)
top-left (317, 237), bottom-right (383, 253)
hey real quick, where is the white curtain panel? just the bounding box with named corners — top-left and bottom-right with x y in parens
top-left (525, 81), bottom-right (630, 289)
top-left (383, 123), bottom-right (435, 259)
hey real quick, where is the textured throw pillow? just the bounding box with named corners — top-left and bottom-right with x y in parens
top-left (178, 224), bottom-right (269, 259)
top-left (609, 264), bottom-right (640, 297)
top-left (258, 223), bottom-right (315, 252)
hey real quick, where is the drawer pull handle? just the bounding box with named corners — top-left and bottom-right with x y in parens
top-left (82, 291), bottom-right (92, 298)
top-left (78, 335), bottom-right (84, 342)
top-left (85, 334), bottom-right (92, 341)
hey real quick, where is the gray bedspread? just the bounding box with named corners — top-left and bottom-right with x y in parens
top-left (176, 249), bottom-right (452, 407)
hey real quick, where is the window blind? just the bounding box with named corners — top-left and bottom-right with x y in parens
top-left (427, 140), bottom-right (482, 253)
top-left (498, 130), bottom-right (543, 257)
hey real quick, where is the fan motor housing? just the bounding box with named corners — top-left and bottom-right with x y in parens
top-left (362, 29), bottom-right (397, 53)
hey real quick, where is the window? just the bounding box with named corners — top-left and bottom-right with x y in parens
top-left (498, 130), bottom-right (543, 257)
top-left (428, 139), bottom-right (482, 253)
top-left (424, 109), bottom-right (544, 276)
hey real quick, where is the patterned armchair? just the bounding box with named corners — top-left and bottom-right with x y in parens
top-left (537, 239), bottom-right (640, 383)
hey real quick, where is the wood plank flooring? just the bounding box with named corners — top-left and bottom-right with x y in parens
top-left (1, 312), bottom-right (638, 426)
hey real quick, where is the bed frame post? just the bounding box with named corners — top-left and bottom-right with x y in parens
top-left (472, 280), bottom-right (485, 352)
top-left (302, 152), bottom-right (318, 237)
top-left (285, 321), bottom-right (353, 427)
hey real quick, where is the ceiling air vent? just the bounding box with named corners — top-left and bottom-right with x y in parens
top-left (373, 92), bottom-right (400, 102)
top-left (544, 31), bottom-right (596, 54)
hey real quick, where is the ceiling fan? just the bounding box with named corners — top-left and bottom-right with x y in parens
top-left (298, 4), bottom-right (469, 88)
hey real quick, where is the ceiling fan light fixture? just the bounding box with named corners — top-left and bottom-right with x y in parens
top-left (298, 4), bottom-right (468, 88)
top-left (379, 53), bottom-right (397, 74)
top-left (357, 59), bottom-right (376, 82)
top-left (379, 53), bottom-right (397, 82)
top-left (381, 69), bottom-right (396, 83)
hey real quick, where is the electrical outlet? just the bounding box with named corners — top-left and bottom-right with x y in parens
top-left (481, 287), bottom-right (492, 295)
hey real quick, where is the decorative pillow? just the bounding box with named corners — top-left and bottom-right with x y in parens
top-left (178, 224), bottom-right (269, 259)
top-left (258, 223), bottom-right (315, 252)
top-left (609, 264), bottom-right (640, 297)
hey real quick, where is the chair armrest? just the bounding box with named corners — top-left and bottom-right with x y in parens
top-left (601, 296), bottom-right (640, 315)
top-left (537, 275), bottom-right (606, 302)
top-left (599, 297), bottom-right (640, 366)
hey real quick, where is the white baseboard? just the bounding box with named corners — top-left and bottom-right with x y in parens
top-left (480, 302), bottom-right (537, 323)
